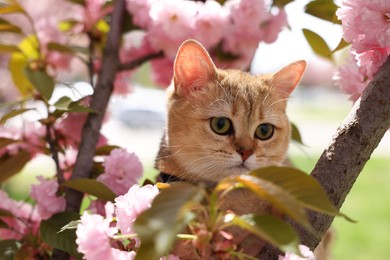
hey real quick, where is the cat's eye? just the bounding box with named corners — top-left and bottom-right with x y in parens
top-left (210, 117), bottom-right (233, 135)
top-left (255, 123), bottom-right (274, 140)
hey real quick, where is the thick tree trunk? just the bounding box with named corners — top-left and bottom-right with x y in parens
top-left (259, 56), bottom-right (390, 258)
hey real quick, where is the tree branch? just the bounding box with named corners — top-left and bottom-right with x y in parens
top-left (118, 50), bottom-right (164, 71)
top-left (259, 56), bottom-right (390, 259)
top-left (64, 0), bottom-right (126, 213)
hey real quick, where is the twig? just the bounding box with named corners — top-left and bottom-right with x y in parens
top-left (117, 50), bottom-right (164, 71)
top-left (64, 0), bottom-right (126, 212)
top-left (258, 56), bottom-right (390, 258)
top-left (45, 123), bottom-right (64, 184)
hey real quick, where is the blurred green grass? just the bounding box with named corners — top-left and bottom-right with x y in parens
top-left (291, 155), bottom-right (390, 260)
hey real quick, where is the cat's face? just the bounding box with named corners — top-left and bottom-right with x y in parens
top-left (161, 40), bottom-right (306, 183)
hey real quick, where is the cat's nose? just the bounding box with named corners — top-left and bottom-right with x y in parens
top-left (237, 148), bottom-right (253, 161)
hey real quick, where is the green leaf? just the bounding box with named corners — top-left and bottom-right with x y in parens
top-left (58, 19), bottom-right (80, 32)
top-left (331, 38), bottom-right (349, 53)
top-left (66, 0), bottom-right (86, 6)
top-left (0, 137), bottom-right (18, 149)
top-left (67, 102), bottom-right (95, 113)
top-left (302, 28), bottom-right (332, 61)
top-left (273, 0), bottom-right (294, 8)
top-left (95, 145), bottom-right (121, 156)
top-left (134, 183), bottom-right (205, 260)
top-left (249, 166), bottom-right (353, 221)
top-left (24, 67), bottom-right (55, 100)
top-left (61, 178), bottom-right (116, 202)
top-left (0, 108), bottom-right (34, 125)
top-left (0, 44), bottom-right (20, 53)
top-left (0, 150), bottom-right (31, 183)
top-left (219, 173), bottom-right (312, 230)
top-left (227, 214), bottom-right (300, 254)
top-left (291, 122), bottom-right (303, 145)
top-left (40, 212), bottom-right (82, 259)
top-left (0, 239), bottom-right (21, 260)
top-left (305, 0), bottom-right (340, 24)
top-left (47, 42), bottom-right (75, 54)
top-left (53, 96), bottom-right (73, 110)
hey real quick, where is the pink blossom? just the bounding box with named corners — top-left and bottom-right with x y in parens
top-left (126, 0), bottom-right (155, 28)
top-left (262, 8), bottom-right (288, 44)
top-left (0, 190), bottom-right (40, 240)
top-left (115, 184), bottom-right (159, 239)
top-left (97, 149), bottom-right (143, 195)
top-left (355, 46), bottom-right (390, 78)
top-left (56, 112), bottom-right (108, 148)
top-left (150, 58), bottom-right (174, 87)
top-left (76, 212), bottom-right (118, 259)
top-left (30, 176), bottom-right (66, 220)
top-left (278, 245), bottom-right (315, 260)
top-left (336, 0), bottom-right (390, 52)
top-left (193, 1), bottom-right (229, 50)
top-left (334, 54), bottom-right (369, 102)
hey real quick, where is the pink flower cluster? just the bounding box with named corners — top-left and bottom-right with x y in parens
top-left (76, 184), bottom-right (168, 259)
top-left (125, 0), bottom-right (287, 85)
top-left (335, 0), bottom-right (390, 101)
top-left (0, 190), bottom-right (41, 240)
top-left (30, 175), bottom-right (66, 220)
top-left (97, 148), bottom-right (143, 195)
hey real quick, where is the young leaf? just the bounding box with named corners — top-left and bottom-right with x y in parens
top-left (67, 102), bottom-right (95, 113)
top-left (302, 29), bottom-right (332, 61)
top-left (95, 145), bottom-right (121, 156)
top-left (134, 183), bottom-right (205, 260)
top-left (0, 108), bottom-right (34, 125)
top-left (58, 220), bottom-right (81, 233)
top-left (249, 166), bottom-right (353, 221)
top-left (61, 178), bottom-right (116, 202)
top-left (220, 174), bottom-right (312, 230)
top-left (273, 0), bottom-right (294, 8)
top-left (40, 212), bottom-right (82, 259)
top-left (226, 214), bottom-right (300, 255)
top-left (0, 239), bottom-right (21, 260)
top-left (331, 38), bottom-right (349, 53)
top-left (53, 96), bottom-right (73, 110)
top-left (0, 151), bottom-right (31, 183)
top-left (0, 137), bottom-right (18, 149)
top-left (305, 0), bottom-right (340, 24)
top-left (291, 122), bottom-right (304, 145)
top-left (24, 67), bottom-right (55, 100)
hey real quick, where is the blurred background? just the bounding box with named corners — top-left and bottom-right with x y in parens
top-left (2, 0), bottom-right (389, 259)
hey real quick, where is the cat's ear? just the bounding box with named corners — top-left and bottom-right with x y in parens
top-left (173, 39), bottom-right (217, 96)
top-left (271, 60), bottom-right (306, 96)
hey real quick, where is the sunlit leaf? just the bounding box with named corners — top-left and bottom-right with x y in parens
top-left (0, 4), bottom-right (24, 15)
top-left (58, 19), bottom-right (80, 32)
top-left (0, 151), bottom-right (31, 183)
top-left (134, 183), bottom-right (204, 260)
top-left (227, 214), bottom-right (300, 254)
top-left (24, 67), bottom-right (55, 100)
top-left (40, 212), bottom-right (82, 259)
top-left (61, 178), bottom-right (116, 202)
top-left (249, 166), bottom-right (353, 221)
top-left (58, 220), bottom-right (81, 233)
top-left (291, 122), bottom-right (303, 145)
top-left (331, 38), bottom-right (349, 53)
top-left (0, 108), bottom-right (34, 125)
top-left (0, 239), bottom-right (20, 260)
top-left (0, 44), bottom-right (20, 53)
top-left (9, 52), bottom-right (33, 96)
top-left (18, 36), bottom-right (39, 59)
top-left (302, 29), bottom-right (332, 61)
top-left (0, 138), bottom-right (18, 149)
top-left (219, 174), bottom-right (312, 229)
top-left (305, 0), bottom-right (340, 24)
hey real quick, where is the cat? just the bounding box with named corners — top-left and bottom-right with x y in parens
top-left (155, 39), bottom-right (306, 258)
